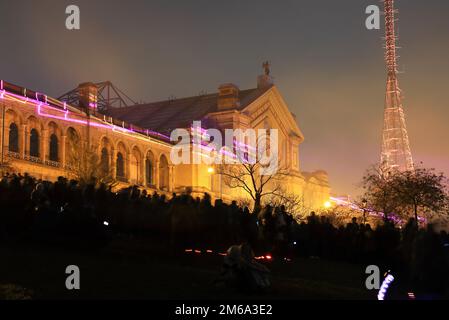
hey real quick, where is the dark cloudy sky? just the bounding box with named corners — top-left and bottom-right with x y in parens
top-left (1, 0), bottom-right (448, 196)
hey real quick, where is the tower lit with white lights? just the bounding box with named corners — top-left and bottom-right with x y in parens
top-left (380, 0), bottom-right (414, 172)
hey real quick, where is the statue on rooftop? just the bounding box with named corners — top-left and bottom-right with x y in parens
top-left (262, 61), bottom-right (270, 76)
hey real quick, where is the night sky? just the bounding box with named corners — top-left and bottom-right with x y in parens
top-left (1, 0), bottom-right (448, 196)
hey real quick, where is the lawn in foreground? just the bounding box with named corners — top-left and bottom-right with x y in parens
top-left (0, 240), bottom-right (375, 300)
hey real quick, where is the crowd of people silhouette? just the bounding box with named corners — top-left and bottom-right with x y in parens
top-left (1, 173), bottom-right (448, 296)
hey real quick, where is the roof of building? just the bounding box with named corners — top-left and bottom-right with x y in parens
top-left (103, 86), bottom-right (272, 134)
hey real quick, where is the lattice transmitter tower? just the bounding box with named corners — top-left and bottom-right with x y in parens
top-left (380, 0), bottom-right (414, 172)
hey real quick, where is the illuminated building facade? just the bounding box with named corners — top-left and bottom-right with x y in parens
top-left (0, 71), bottom-right (330, 210)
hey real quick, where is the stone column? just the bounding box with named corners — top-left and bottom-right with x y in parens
top-left (125, 153), bottom-right (131, 182)
top-left (3, 126), bottom-right (10, 154)
top-left (169, 165), bottom-right (175, 192)
top-left (155, 160), bottom-right (160, 190)
top-left (289, 142), bottom-right (293, 170)
top-left (41, 129), bottom-right (48, 162)
top-left (140, 157), bottom-right (145, 186)
top-left (21, 124), bottom-right (27, 158)
top-left (111, 148), bottom-right (117, 180)
top-left (61, 135), bottom-right (67, 167)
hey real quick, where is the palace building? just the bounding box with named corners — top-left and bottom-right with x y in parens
top-left (0, 70), bottom-right (330, 210)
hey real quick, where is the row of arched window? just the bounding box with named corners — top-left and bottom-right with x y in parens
top-left (100, 148), bottom-right (167, 188)
top-left (9, 123), bottom-right (59, 161)
top-left (8, 122), bottom-right (170, 189)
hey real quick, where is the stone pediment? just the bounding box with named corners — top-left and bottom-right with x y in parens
top-left (242, 86), bottom-right (304, 143)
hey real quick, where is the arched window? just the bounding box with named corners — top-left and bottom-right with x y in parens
top-left (8, 123), bottom-right (19, 153)
top-left (116, 152), bottom-right (125, 179)
top-left (145, 152), bottom-right (154, 186)
top-left (101, 148), bottom-right (109, 174)
top-left (49, 134), bottom-right (59, 161)
top-left (30, 129), bottom-right (39, 157)
top-left (159, 155), bottom-right (169, 191)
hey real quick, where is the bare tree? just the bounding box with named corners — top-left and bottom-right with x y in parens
top-left (66, 131), bottom-right (115, 186)
top-left (361, 163), bottom-right (400, 222)
top-left (323, 205), bottom-right (362, 227)
top-left (217, 133), bottom-right (289, 213)
top-left (265, 192), bottom-right (308, 221)
top-left (236, 197), bottom-right (252, 210)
